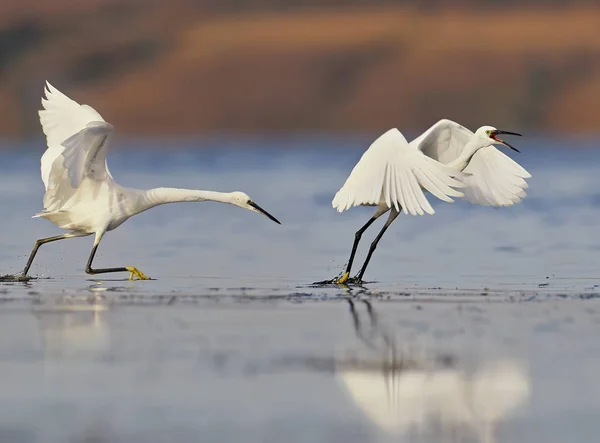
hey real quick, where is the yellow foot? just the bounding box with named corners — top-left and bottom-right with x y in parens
top-left (336, 272), bottom-right (350, 285)
top-left (125, 266), bottom-right (150, 280)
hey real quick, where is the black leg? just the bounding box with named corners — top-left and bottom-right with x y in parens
top-left (22, 234), bottom-right (75, 276)
top-left (336, 209), bottom-right (389, 284)
top-left (354, 209), bottom-right (400, 282)
top-left (344, 216), bottom-right (379, 276)
top-left (85, 243), bottom-right (149, 279)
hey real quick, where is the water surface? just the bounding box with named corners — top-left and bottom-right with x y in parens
top-left (0, 138), bottom-right (599, 442)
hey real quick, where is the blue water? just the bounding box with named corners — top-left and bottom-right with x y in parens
top-left (1, 137), bottom-right (600, 293)
top-left (0, 137), bottom-right (599, 442)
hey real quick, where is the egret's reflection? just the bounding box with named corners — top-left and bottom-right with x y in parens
top-left (338, 300), bottom-right (530, 443)
top-left (33, 293), bottom-right (111, 359)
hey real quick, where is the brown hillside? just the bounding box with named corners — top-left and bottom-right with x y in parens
top-left (0, 2), bottom-right (599, 137)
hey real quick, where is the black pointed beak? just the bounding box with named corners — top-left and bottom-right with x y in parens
top-left (248, 201), bottom-right (281, 225)
top-left (491, 130), bottom-right (522, 153)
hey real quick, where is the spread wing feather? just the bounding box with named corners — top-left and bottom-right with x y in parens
top-left (411, 119), bottom-right (531, 207)
top-left (332, 128), bottom-right (465, 216)
top-left (43, 123), bottom-right (114, 212)
top-left (37, 82), bottom-right (115, 213)
top-left (461, 146), bottom-right (531, 206)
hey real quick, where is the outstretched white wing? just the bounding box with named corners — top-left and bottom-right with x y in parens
top-left (38, 82), bottom-right (115, 212)
top-left (43, 122), bottom-right (115, 212)
top-left (460, 147), bottom-right (531, 206)
top-left (39, 81), bottom-right (109, 189)
top-left (412, 119), bottom-right (473, 164)
top-left (412, 119), bottom-right (531, 207)
top-left (332, 128), bottom-right (465, 216)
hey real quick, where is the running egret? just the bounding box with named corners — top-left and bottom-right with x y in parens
top-left (332, 120), bottom-right (529, 284)
top-left (22, 82), bottom-right (280, 280)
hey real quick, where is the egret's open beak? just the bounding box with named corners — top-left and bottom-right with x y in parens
top-left (490, 130), bottom-right (522, 153)
top-left (248, 201), bottom-right (281, 225)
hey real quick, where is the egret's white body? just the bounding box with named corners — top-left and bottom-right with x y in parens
top-left (331, 120), bottom-right (530, 284)
top-left (22, 82), bottom-right (280, 280)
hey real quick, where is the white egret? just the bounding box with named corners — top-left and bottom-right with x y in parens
top-left (22, 82), bottom-right (280, 280)
top-left (331, 119), bottom-right (529, 284)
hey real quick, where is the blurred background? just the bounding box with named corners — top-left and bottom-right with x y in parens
top-left (1, 0), bottom-right (599, 139)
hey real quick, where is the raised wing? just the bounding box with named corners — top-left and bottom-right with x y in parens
top-left (411, 119), bottom-right (531, 207)
top-left (461, 147), bottom-right (531, 206)
top-left (38, 81), bottom-right (108, 190)
top-left (411, 119), bottom-right (473, 164)
top-left (43, 122), bottom-right (115, 212)
top-left (332, 128), bottom-right (465, 216)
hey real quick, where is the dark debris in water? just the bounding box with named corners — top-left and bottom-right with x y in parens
top-left (521, 292), bottom-right (600, 301)
top-left (0, 274), bottom-right (33, 283)
top-left (308, 278), bottom-right (373, 288)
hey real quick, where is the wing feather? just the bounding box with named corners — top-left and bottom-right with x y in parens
top-left (332, 128), bottom-right (465, 215)
top-left (372, 164), bottom-right (385, 205)
top-left (412, 119), bottom-right (473, 163)
top-left (411, 169), bottom-right (435, 214)
top-left (43, 123), bottom-right (115, 212)
top-left (384, 164), bottom-right (392, 209)
top-left (407, 170), bottom-right (426, 215)
top-left (399, 168), bottom-right (416, 215)
top-left (38, 82), bottom-right (116, 213)
top-left (397, 168), bottom-right (409, 213)
top-left (390, 165), bottom-right (401, 211)
top-left (413, 167), bottom-right (452, 204)
top-left (461, 147), bottom-right (531, 206)
top-left (410, 120), bottom-right (531, 207)
top-left (39, 82), bottom-right (108, 189)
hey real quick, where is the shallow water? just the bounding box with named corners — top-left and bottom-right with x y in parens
top-left (0, 137), bottom-right (599, 442)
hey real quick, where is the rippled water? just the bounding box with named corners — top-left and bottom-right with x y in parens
top-left (0, 137), bottom-right (599, 442)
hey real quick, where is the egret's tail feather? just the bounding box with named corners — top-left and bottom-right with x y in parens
top-left (32, 210), bottom-right (51, 219)
top-left (32, 210), bottom-right (74, 228)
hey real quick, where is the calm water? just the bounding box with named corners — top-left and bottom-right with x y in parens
top-left (0, 137), bottom-right (599, 442)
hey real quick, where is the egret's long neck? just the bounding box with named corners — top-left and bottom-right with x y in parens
top-left (135, 187), bottom-right (235, 214)
top-left (445, 137), bottom-right (489, 171)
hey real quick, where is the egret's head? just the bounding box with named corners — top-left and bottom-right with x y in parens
top-left (475, 125), bottom-right (522, 152)
top-left (229, 191), bottom-right (281, 224)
